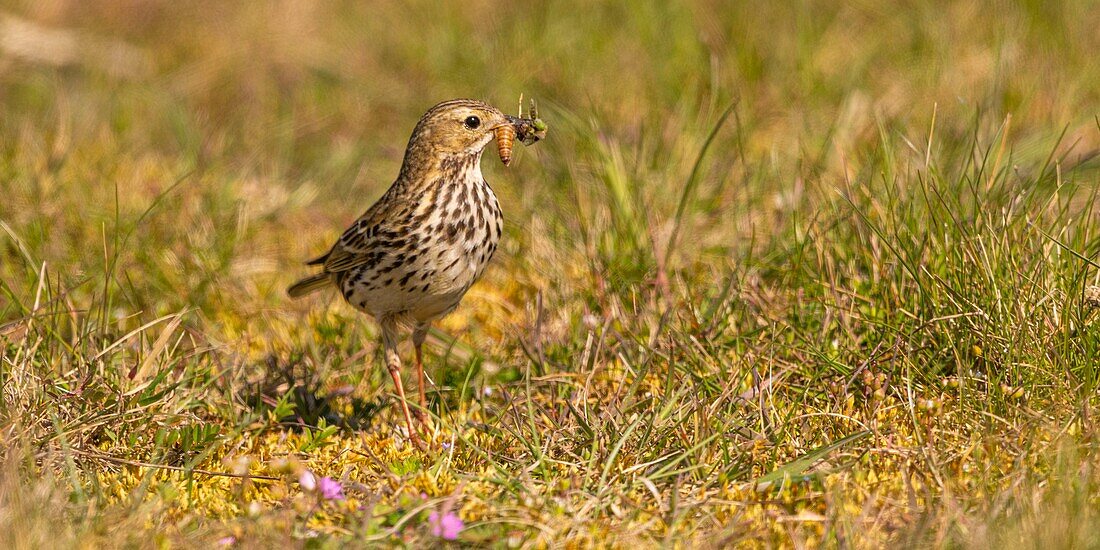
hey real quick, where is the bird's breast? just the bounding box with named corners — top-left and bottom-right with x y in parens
top-left (341, 171), bottom-right (502, 323)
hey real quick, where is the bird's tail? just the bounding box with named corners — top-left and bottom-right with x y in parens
top-left (287, 274), bottom-right (332, 298)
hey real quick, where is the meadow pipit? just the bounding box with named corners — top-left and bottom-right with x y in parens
top-left (289, 99), bottom-right (546, 447)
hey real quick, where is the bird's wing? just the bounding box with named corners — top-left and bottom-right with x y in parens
top-left (315, 189), bottom-right (403, 274)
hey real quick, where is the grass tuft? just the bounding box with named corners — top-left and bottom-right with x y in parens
top-left (1, 0), bottom-right (1100, 546)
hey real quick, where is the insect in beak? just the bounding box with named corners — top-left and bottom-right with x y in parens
top-left (495, 100), bottom-right (548, 166)
top-left (493, 124), bottom-right (517, 166)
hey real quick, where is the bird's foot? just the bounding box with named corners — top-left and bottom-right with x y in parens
top-left (408, 432), bottom-right (429, 452)
top-left (402, 415), bottom-right (432, 452)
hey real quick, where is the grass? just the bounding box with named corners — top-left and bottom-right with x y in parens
top-left (1, 0), bottom-right (1100, 547)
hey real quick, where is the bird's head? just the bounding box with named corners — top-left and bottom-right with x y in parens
top-left (402, 99), bottom-right (546, 169)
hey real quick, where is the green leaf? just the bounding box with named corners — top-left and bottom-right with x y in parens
top-left (755, 431), bottom-right (870, 486)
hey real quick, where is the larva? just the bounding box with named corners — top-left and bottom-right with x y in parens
top-left (495, 124), bottom-right (516, 166)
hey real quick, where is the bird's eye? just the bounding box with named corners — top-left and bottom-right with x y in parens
top-left (463, 116), bottom-right (481, 129)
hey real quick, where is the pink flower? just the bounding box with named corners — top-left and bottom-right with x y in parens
top-left (215, 536), bottom-right (236, 546)
top-left (318, 476), bottom-right (345, 501)
top-left (298, 471), bottom-right (317, 491)
top-left (428, 511), bottom-right (464, 540)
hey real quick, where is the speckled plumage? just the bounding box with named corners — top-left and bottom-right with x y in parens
top-left (328, 145), bottom-right (502, 325)
top-left (289, 99), bottom-right (532, 448)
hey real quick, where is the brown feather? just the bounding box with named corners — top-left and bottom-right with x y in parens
top-left (287, 274), bottom-right (331, 298)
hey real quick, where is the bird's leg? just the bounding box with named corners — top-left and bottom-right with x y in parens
top-left (412, 325), bottom-right (429, 424)
top-left (381, 321), bottom-right (424, 449)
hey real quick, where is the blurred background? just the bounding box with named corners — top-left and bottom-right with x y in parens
top-left (2, 1), bottom-right (1100, 546)
top-left (1, 1), bottom-right (1097, 328)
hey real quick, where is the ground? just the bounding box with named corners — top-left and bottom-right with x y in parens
top-left (2, 1), bottom-right (1100, 548)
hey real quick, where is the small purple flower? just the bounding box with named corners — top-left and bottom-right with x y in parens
top-left (429, 511), bottom-right (464, 540)
top-left (216, 535), bottom-right (236, 547)
top-left (318, 476), bottom-right (345, 501)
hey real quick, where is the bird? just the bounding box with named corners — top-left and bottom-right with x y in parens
top-left (288, 98), bottom-right (545, 448)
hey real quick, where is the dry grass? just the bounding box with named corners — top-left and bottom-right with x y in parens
top-left (2, 0), bottom-right (1100, 547)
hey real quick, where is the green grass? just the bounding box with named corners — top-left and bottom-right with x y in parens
top-left (2, 0), bottom-right (1100, 547)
